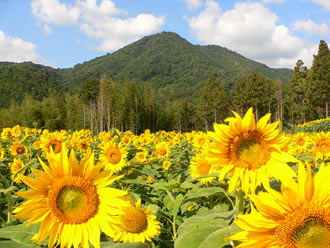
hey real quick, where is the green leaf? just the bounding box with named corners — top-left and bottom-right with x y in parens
top-left (175, 210), bottom-right (236, 248)
top-left (0, 223), bottom-right (40, 247)
top-left (101, 241), bottom-right (149, 248)
top-left (0, 240), bottom-right (33, 248)
top-left (184, 187), bottom-right (226, 202)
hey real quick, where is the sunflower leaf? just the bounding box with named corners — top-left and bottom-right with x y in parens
top-left (175, 210), bottom-right (236, 248)
top-left (0, 240), bottom-right (35, 248)
top-left (100, 241), bottom-right (149, 248)
top-left (0, 223), bottom-right (41, 247)
top-left (0, 186), bottom-right (18, 195)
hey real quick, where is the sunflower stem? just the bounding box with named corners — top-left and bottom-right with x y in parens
top-left (172, 214), bottom-right (177, 241)
top-left (235, 189), bottom-right (244, 214)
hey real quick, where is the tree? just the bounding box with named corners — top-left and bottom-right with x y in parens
top-left (307, 40), bottom-right (330, 118)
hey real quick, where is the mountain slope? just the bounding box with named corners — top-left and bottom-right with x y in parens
top-left (0, 62), bottom-right (63, 107)
top-left (0, 32), bottom-right (293, 107)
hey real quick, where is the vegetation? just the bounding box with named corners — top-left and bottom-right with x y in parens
top-left (0, 34), bottom-right (329, 134)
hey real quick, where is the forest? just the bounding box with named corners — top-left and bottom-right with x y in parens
top-left (0, 39), bottom-right (328, 134)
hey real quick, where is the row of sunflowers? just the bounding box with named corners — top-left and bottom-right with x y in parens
top-left (0, 108), bottom-right (330, 248)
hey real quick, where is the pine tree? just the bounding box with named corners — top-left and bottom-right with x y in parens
top-left (307, 40), bottom-right (330, 118)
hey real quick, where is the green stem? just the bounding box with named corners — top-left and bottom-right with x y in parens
top-left (172, 214), bottom-right (177, 241)
top-left (235, 189), bottom-right (244, 214)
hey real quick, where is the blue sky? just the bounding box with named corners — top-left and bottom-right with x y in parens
top-left (0, 0), bottom-right (329, 69)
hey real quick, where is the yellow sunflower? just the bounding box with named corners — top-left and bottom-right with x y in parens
top-left (39, 131), bottom-right (67, 155)
top-left (10, 141), bottom-right (28, 156)
top-left (289, 132), bottom-right (311, 155)
top-left (208, 108), bottom-right (297, 194)
top-left (9, 158), bottom-right (24, 183)
top-left (311, 131), bottom-right (330, 160)
top-left (110, 199), bottom-right (161, 243)
top-left (0, 146), bottom-right (5, 160)
top-left (226, 162), bottom-right (330, 247)
top-left (99, 142), bottom-right (128, 173)
top-left (189, 151), bottom-right (216, 184)
top-left (14, 146), bottom-right (130, 248)
top-left (156, 142), bottom-right (169, 158)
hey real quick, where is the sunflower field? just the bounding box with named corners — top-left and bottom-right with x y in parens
top-left (0, 108), bottom-right (330, 248)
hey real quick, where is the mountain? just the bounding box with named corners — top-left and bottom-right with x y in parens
top-left (0, 32), bottom-right (293, 107)
top-left (0, 62), bottom-right (63, 108)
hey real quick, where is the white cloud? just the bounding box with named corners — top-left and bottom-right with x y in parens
top-left (312, 0), bottom-right (330, 11)
top-left (262, 0), bottom-right (286, 3)
top-left (187, 1), bottom-right (317, 68)
top-left (293, 19), bottom-right (330, 36)
top-left (31, 0), bottom-right (165, 52)
top-left (184, 0), bottom-right (203, 10)
top-left (0, 30), bottom-right (45, 64)
top-left (31, 0), bottom-right (80, 25)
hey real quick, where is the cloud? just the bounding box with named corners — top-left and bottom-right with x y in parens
top-left (31, 0), bottom-right (165, 52)
top-left (78, 0), bottom-right (165, 51)
top-left (183, 0), bottom-right (203, 10)
top-left (312, 0), bottom-right (330, 11)
top-left (0, 29), bottom-right (45, 64)
top-left (293, 19), bottom-right (330, 36)
top-left (187, 1), bottom-right (318, 68)
top-left (262, 0), bottom-right (286, 3)
top-left (31, 0), bottom-right (80, 25)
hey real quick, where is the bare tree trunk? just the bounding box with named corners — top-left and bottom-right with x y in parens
top-left (326, 101), bottom-right (329, 118)
top-left (255, 107), bottom-right (258, 122)
top-left (83, 104), bottom-right (86, 130)
top-left (205, 119), bottom-right (208, 132)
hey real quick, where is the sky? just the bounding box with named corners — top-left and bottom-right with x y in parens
top-left (0, 0), bottom-right (329, 69)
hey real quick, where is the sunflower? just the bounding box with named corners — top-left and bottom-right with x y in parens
top-left (110, 199), bottom-right (160, 243)
top-left (311, 131), bottom-right (330, 160)
top-left (162, 160), bottom-right (171, 171)
top-left (156, 142), bottom-right (169, 158)
top-left (99, 142), bottom-right (128, 173)
top-left (9, 158), bottom-right (24, 183)
top-left (226, 162), bottom-right (330, 247)
top-left (136, 148), bottom-right (148, 163)
top-left (10, 141), bottom-right (28, 156)
top-left (288, 132), bottom-right (311, 155)
top-left (208, 108), bottom-right (297, 194)
top-left (0, 146), bottom-right (5, 160)
top-left (189, 151), bottom-right (216, 184)
top-left (14, 147), bottom-right (130, 248)
top-left (39, 131), bottom-right (67, 155)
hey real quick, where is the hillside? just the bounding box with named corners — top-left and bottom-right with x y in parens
top-left (0, 32), bottom-right (293, 107)
top-left (0, 62), bottom-right (63, 107)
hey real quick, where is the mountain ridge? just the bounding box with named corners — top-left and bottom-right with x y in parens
top-left (0, 31), bottom-right (293, 107)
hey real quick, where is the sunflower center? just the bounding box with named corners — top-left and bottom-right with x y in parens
top-left (198, 138), bottom-right (206, 146)
top-left (291, 217), bottom-right (330, 248)
top-left (50, 140), bottom-right (62, 154)
top-left (197, 160), bottom-right (211, 175)
top-left (120, 206), bottom-right (148, 233)
top-left (158, 147), bottom-right (167, 156)
top-left (48, 177), bottom-right (99, 224)
top-left (16, 146), bottom-right (25, 154)
top-left (319, 142), bottom-right (330, 154)
top-left (107, 148), bottom-right (121, 164)
top-left (296, 138), bottom-right (305, 146)
top-left (236, 138), bottom-right (262, 164)
top-left (80, 142), bottom-right (88, 149)
top-left (56, 186), bottom-right (87, 217)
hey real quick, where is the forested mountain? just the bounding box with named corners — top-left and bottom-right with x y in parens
top-left (60, 32), bottom-right (293, 97)
top-left (0, 62), bottom-right (63, 107)
top-left (0, 31), bottom-right (293, 108)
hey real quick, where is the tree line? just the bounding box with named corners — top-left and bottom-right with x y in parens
top-left (0, 40), bottom-right (329, 133)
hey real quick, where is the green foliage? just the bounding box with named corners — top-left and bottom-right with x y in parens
top-left (295, 120), bottom-right (330, 133)
top-left (0, 62), bottom-right (63, 108)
